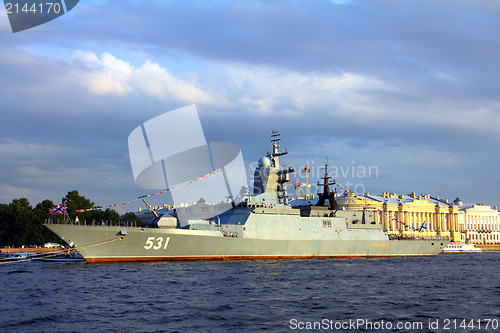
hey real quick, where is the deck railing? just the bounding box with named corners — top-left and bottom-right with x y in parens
top-left (44, 218), bottom-right (138, 227)
top-left (388, 234), bottom-right (450, 241)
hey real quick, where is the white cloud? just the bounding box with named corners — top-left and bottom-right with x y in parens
top-left (226, 65), bottom-right (500, 139)
top-left (221, 64), bottom-right (395, 120)
top-left (237, 96), bottom-right (276, 115)
top-left (64, 50), bottom-right (398, 121)
top-left (71, 51), bottom-right (217, 104)
top-left (133, 60), bottom-right (214, 103)
top-left (4, 46), bottom-right (498, 140)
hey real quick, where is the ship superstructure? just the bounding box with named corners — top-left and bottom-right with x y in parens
top-left (45, 131), bottom-right (449, 263)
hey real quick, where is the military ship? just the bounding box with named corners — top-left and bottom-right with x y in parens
top-left (45, 131), bottom-right (449, 263)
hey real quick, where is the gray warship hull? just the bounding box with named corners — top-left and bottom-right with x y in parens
top-left (45, 130), bottom-right (449, 263)
top-left (45, 212), bottom-right (448, 263)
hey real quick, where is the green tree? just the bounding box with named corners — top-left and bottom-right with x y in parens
top-left (0, 203), bottom-right (13, 246)
top-left (121, 212), bottom-right (145, 227)
top-left (61, 190), bottom-right (102, 225)
top-left (34, 199), bottom-right (62, 244)
top-left (0, 194), bottom-right (85, 246)
top-left (103, 208), bottom-right (120, 225)
top-left (10, 198), bottom-right (37, 246)
top-left (83, 208), bottom-right (120, 225)
top-left (63, 190), bottom-right (94, 215)
top-left (0, 198), bottom-right (44, 246)
top-left (0, 191), bottom-right (143, 246)
top-left (34, 199), bottom-right (55, 219)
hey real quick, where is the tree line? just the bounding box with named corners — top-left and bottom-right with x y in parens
top-left (0, 190), bottom-right (144, 247)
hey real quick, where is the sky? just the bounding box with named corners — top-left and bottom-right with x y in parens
top-left (1, 0), bottom-right (500, 212)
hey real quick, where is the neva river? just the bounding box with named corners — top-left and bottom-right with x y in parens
top-left (0, 253), bottom-right (499, 332)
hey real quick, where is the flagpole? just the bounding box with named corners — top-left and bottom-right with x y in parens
top-left (63, 201), bottom-right (71, 223)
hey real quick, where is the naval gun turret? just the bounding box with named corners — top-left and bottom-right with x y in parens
top-left (139, 196), bottom-right (177, 228)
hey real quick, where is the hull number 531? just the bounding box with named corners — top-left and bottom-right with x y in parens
top-left (144, 236), bottom-right (171, 250)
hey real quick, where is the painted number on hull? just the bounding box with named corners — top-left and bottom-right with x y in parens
top-left (144, 236), bottom-right (171, 250)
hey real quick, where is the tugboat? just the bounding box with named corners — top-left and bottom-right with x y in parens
top-left (45, 131), bottom-right (449, 263)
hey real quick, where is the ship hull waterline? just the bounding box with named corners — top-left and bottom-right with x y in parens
top-left (45, 224), bottom-right (448, 264)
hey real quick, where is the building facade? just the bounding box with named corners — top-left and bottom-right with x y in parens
top-left (337, 192), bottom-right (461, 242)
top-left (454, 198), bottom-right (500, 244)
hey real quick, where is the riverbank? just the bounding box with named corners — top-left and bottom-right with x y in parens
top-left (0, 247), bottom-right (63, 254)
top-left (476, 244), bottom-right (500, 252)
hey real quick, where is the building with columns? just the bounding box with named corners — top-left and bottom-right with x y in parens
top-left (453, 198), bottom-right (500, 245)
top-left (337, 192), bottom-right (461, 242)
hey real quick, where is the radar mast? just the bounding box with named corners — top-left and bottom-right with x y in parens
top-left (268, 129), bottom-right (287, 168)
top-left (316, 164), bottom-right (340, 210)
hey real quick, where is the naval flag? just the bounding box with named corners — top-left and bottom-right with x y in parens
top-left (418, 221), bottom-right (427, 232)
top-left (49, 203), bottom-right (67, 215)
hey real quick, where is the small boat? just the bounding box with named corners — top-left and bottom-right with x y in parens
top-left (3, 253), bottom-right (31, 261)
top-left (442, 242), bottom-right (482, 253)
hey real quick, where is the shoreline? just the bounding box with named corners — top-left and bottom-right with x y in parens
top-left (476, 244), bottom-right (500, 252)
top-left (0, 247), bottom-right (64, 254)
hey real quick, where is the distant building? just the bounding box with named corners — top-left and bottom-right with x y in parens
top-left (454, 199), bottom-right (500, 244)
top-left (337, 192), bottom-right (461, 241)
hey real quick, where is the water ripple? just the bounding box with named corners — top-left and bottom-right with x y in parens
top-left (0, 253), bottom-right (498, 332)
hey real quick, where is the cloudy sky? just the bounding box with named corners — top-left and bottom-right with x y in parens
top-left (1, 0), bottom-right (500, 212)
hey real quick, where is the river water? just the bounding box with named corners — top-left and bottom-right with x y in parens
top-left (0, 253), bottom-right (498, 332)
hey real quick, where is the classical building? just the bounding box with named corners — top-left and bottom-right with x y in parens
top-left (337, 192), bottom-right (461, 241)
top-left (453, 198), bottom-right (500, 244)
